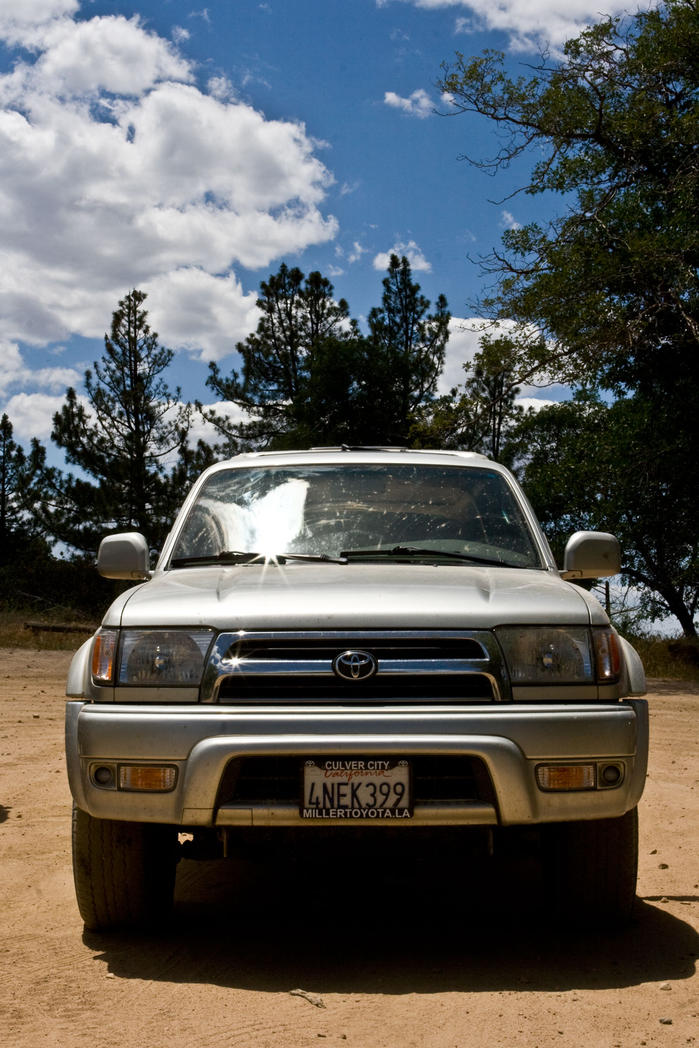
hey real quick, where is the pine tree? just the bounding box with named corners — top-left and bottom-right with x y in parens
top-left (205, 257), bottom-right (450, 449)
top-left (0, 413), bottom-right (50, 566)
top-left (366, 255), bottom-right (450, 443)
top-left (205, 264), bottom-right (365, 449)
top-left (50, 290), bottom-right (194, 551)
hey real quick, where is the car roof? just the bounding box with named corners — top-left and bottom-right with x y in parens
top-left (208, 446), bottom-right (498, 471)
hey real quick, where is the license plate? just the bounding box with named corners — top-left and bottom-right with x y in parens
top-left (301, 758), bottom-right (412, 820)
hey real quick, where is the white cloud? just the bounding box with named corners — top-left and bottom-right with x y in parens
top-left (395, 0), bottom-right (659, 52)
top-left (0, 342), bottom-right (33, 397)
top-left (2, 391), bottom-right (67, 442)
top-left (0, 6), bottom-right (338, 359)
top-left (207, 75), bottom-right (235, 101)
top-left (0, 340), bottom-right (81, 399)
top-left (384, 88), bottom-right (433, 119)
top-left (0, 1), bottom-right (79, 46)
top-left (373, 240), bottom-right (431, 272)
top-left (500, 210), bottom-right (521, 230)
top-left (437, 319), bottom-right (483, 393)
top-left (9, 15), bottom-right (192, 98)
top-left (189, 401), bottom-right (251, 448)
top-left (145, 269), bottom-right (260, 363)
top-left (454, 16), bottom-right (482, 36)
top-left (348, 241), bottom-right (367, 264)
top-left (515, 395), bottom-right (557, 412)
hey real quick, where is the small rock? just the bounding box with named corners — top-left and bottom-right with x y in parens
top-left (658, 863), bottom-right (669, 869)
top-left (659, 1018), bottom-right (673, 1025)
top-left (650, 849), bottom-right (657, 855)
top-left (659, 982), bottom-right (672, 991)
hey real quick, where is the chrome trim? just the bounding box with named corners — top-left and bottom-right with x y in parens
top-left (216, 800), bottom-right (499, 827)
top-left (199, 629), bottom-right (509, 703)
top-left (333, 650), bottom-right (377, 681)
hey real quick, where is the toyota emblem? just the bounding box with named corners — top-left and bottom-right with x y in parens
top-left (333, 650), bottom-right (377, 681)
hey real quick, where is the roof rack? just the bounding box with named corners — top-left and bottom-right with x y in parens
top-left (309, 445), bottom-right (409, 452)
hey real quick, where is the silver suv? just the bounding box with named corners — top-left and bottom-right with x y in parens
top-left (65, 448), bottom-right (647, 929)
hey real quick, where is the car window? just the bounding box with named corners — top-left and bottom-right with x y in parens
top-left (169, 464), bottom-right (543, 568)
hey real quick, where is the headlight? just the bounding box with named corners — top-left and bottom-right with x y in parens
top-left (497, 627), bottom-right (594, 684)
top-left (91, 628), bottom-right (214, 686)
top-left (120, 630), bottom-right (213, 685)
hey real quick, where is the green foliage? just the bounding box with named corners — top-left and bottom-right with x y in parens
top-left (517, 394), bottom-right (699, 637)
top-left (440, 0), bottom-right (698, 393)
top-left (206, 255), bottom-right (450, 448)
top-left (0, 413), bottom-right (52, 566)
top-left (620, 634), bottom-right (699, 681)
top-left (413, 332), bottom-right (527, 463)
top-left (48, 290), bottom-right (198, 552)
top-left (366, 254), bottom-right (450, 442)
top-left (0, 553), bottom-right (116, 621)
top-left (206, 264), bottom-right (366, 448)
top-left (441, 0), bottom-right (699, 635)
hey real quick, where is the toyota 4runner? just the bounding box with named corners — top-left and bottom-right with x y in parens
top-left (65, 448), bottom-right (647, 929)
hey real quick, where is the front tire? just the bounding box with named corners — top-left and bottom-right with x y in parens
top-left (546, 807), bottom-right (639, 925)
top-left (72, 804), bottom-right (178, 931)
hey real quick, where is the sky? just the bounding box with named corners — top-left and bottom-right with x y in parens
top-left (0, 0), bottom-right (654, 461)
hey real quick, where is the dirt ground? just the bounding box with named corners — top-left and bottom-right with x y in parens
top-left (0, 647), bottom-right (696, 1048)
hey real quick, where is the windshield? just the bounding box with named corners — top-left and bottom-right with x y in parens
top-left (169, 463), bottom-right (543, 568)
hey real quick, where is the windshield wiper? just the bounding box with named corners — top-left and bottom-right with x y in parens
top-left (171, 550), bottom-right (259, 567)
top-left (170, 550), bottom-right (348, 567)
top-left (279, 552), bottom-right (348, 564)
top-left (340, 545), bottom-right (521, 567)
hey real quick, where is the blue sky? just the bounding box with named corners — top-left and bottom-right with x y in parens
top-left (0, 0), bottom-right (651, 458)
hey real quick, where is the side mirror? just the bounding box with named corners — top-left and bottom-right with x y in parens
top-left (561, 531), bottom-right (620, 580)
top-left (97, 532), bottom-right (151, 580)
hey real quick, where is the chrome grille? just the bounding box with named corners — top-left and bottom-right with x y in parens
top-left (200, 630), bottom-right (509, 703)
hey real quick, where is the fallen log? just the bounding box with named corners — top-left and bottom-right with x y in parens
top-left (24, 621), bottom-right (97, 635)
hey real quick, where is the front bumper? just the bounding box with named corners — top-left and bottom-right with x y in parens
top-left (65, 700), bottom-right (648, 828)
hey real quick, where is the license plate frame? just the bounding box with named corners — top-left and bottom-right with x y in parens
top-left (301, 758), bottom-right (412, 820)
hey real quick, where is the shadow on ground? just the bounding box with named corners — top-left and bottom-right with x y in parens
top-left (86, 844), bottom-right (698, 995)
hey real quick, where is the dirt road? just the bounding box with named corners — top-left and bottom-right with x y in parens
top-left (1, 647), bottom-right (696, 1048)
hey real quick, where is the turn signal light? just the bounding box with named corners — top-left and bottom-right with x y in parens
top-left (91, 629), bottom-right (117, 684)
top-left (536, 763), bottom-right (596, 791)
top-left (118, 764), bottom-right (177, 792)
top-left (593, 628), bottom-right (621, 681)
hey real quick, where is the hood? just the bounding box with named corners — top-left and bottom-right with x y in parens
top-left (107, 562), bottom-right (606, 631)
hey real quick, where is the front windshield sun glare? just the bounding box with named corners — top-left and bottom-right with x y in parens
top-left (252, 550), bottom-right (278, 563)
top-left (169, 463), bottom-right (542, 570)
